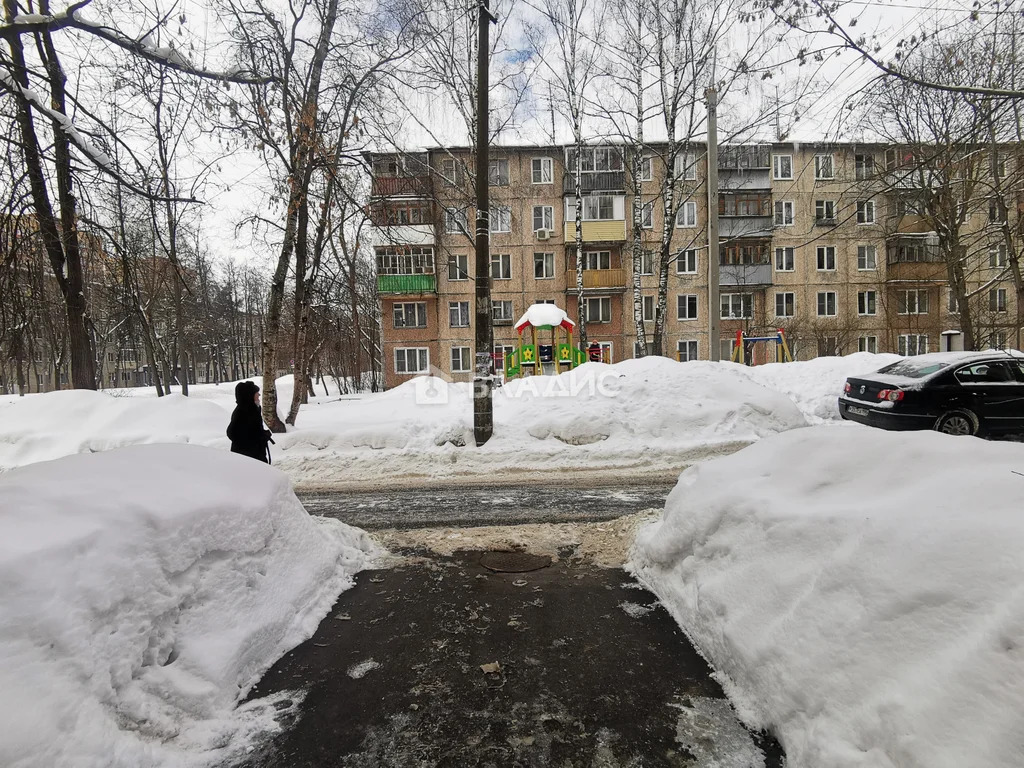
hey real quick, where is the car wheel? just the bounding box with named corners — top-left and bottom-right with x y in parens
top-left (934, 410), bottom-right (980, 437)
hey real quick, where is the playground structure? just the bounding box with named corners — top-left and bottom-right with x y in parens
top-left (726, 329), bottom-right (793, 365)
top-left (504, 304), bottom-right (587, 379)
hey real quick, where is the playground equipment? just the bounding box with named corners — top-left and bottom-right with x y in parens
top-left (728, 328), bottom-right (793, 365)
top-left (504, 303), bottom-right (587, 379)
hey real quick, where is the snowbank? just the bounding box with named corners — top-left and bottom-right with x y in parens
top-left (631, 425), bottom-right (1024, 768)
top-left (0, 444), bottom-right (380, 768)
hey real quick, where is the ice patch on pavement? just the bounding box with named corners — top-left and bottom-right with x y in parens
top-left (672, 697), bottom-right (765, 768)
top-left (348, 660), bottom-right (381, 679)
top-left (618, 601), bottom-right (655, 619)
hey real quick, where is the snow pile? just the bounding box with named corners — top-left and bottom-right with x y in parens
top-left (0, 444), bottom-right (380, 768)
top-left (631, 425), bottom-right (1024, 768)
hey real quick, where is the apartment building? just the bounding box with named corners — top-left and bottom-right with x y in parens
top-left (369, 143), bottom-right (1023, 389)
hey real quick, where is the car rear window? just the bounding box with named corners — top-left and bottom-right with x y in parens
top-left (876, 360), bottom-right (951, 379)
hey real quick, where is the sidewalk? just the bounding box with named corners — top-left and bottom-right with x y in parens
top-left (233, 544), bottom-right (784, 767)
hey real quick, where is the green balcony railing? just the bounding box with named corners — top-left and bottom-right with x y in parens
top-left (377, 273), bottom-right (437, 294)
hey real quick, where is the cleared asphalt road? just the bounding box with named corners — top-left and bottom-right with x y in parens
top-left (299, 483), bottom-right (677, 530)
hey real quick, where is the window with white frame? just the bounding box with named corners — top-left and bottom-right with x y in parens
top-left (814, 153), bottom-right (834, 179)
top-left (488, 158), bottom-right (509, 185)
top-left (676, 249), bottom-right (698, 274)
top-left (579, 146), bottom-right (624, 172)
top-left (534, 252), bottom-right (555, 279)
top-left (675, 201), bottom-right (697, 227)
top-left (674, 151), bottom-right (697, 180)
top-left (440, 157), bottom-right (458, 185)
top-left (449, 301), bottom-right (470, 328)
top-left (640, 155), bottom-right (653, 181)
top-left (677, 294), bottom-right (698, 320)
top-left (855, 154), bottom-right (875, 180)
top-left (859, 335), bottom-right (878, 353)
top-left (377, 247), bottom-right (434, 275)
top-left (445, 208), bottom-right (467, 234)
top-left (448, 253), bottom-right (469, 281)
top-left (856, 200), bottom-right (875, 224)
top-left (817, 291), bottom-right (837, 316)
top-left (816, 245), bottom-right (836, 271)
top-left (490, 253), bottom-right (511, 279)
top-left (492, 301), bottom-right (514, 323)
top-left (640, 250), bottom-right (654, 275)
top-left (394, 347), bottom-right (429, 374)
top-left (774, 200), bottom-right (795, 227)
top-left (898, 289), bottom-right (929, 314)
top-left (857, 245), bottom-right (877, 270)
top-left (490, 206), bottom-right (511, 233)
top-left (721, 293), bottom-right (753, 319)
top-left (643, 295), bottom-right (656, 321)
top-left (898, 334), bottom-right (928, 356)
top-left (532, 205), bottom-right (554, 232)
top-left (989, 244), bottom-right (1008, 267)
top-left (775, 291), bottom-right (795, 317)
top-left (677, 340), bottom-right (699, 361)
top-left (775, 247), bottom-right (794, 271)
top-left (531, 157), bottom-right (553, 184)
top-left (584, 250), bottom-right (611, 270)
top-left (990, 288), bottom-right (1007, 312)
top-left (988, 331), bottom-right (1008, 350)
top-left (773, 154), bottom-right (793, 180)
top-left (584, 296), bottom-right (612, 323)
top-left (815, 199), bottom-right (837, 223)
top-left (858, 290), bottom-right (877, 316)
top-left (451, 346), bottom-right (471, 373)
top-left (641, 201), bottom-right (653, 229)
top-left (393, 302), bottom-right (427, 328)
top-left (585, 195), bottom-right (615, 220)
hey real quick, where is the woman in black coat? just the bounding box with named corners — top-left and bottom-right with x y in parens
top-left (227, 381), bottom-right (273, 463)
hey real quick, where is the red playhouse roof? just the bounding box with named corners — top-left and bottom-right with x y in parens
top-left (514, 303), bottom-right (576, 333)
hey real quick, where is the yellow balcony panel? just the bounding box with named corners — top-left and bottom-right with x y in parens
top-left (563, 220), bottom-right (626, 242)
top-left (565, 268), bottom-right (627, 290)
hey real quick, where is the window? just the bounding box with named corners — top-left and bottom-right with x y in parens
top-left (490, 206), bottom-right (511, 233)
top-left (445, 208), bottom-right (467, 234)
top-left (720, 193), bottom-right (771, 217)
top-left (584, 250), bottom-right (611, 270)
top-left (393, 302), bottom-right (427, 328)
top-left (775, 292), bottom-right (795, 317)
top-left (721, 242), bottom-right (769, 265)
top-left (897, 289), bottom-right (929, 315)
top-left (856, 200), bottom-right (875, 224)
top-left (896, 197), bottom-right (923, 217)
top-left (855, 154), bottom-right (875, 180)
top-left (816, 246), bottom-right (836, 271)
top-left (774, 200), bottom-right (794, 227)
top-left (988, 332), bottom-right (1009, 350)
top-left (817, 291), bottom-right (837, 316)
top-left (989, 198), bottom-right (1007, 223)
top-left (488, 158), bottom-right (509, 185)
top-left (641, 201), bottom-right (653, 229)
top-left (674, 151), bottom-right (697, 180)
top-left (676, 249), bottom-right (697, 274)
top-left (677, 294), bottom-right (698, 320)
top-left (989, 245), bottom-right (1007, 267)
top-left (440, 157), bottom-right (458, 184)
top-left (377, 247), bottom-right (434, 275)
top-left (814, 153), bottom-right (834, 179)
top-left (534, 252), bottom-right (555, 279)
top-left (394, 347), bottom-right (429, 374)
top-left (108, 372), bottom-right (116, 385)
top-left (948, 290), bottom-right (959, 314)
top-left (721, 294), bottom-right (753, 319)
top-left (532, 205), bottom-right (554, 232)
top-left (451, 347), bottom-right (471, 373)
top-left (898, 334), bottom-right (928, 356)
top-left (859, 336), bottom-right (877, 353)
top-left (492, 301), bottom-right (514, 323)
top-left (818, 337), bottom-right (840, 357)
top-left (775, 247), bottom-right (794, 271)
top-left (584, 296), bottom-right (612, 323)
top-left (640, 250), bottom-right (655, 275)
top-left (531, 157), bottom-right (553, 184)
top-left (675, 201), bottom-right (697, 228)
top-left (643, 296), bottom-right (656, 322)
top-left (773, 154), bottom-right (793, 180)
top-left (579, 146), bottom-right (624, 172)
top-left (640, 155), bottom-right (653, 181)
top-left (857, 245), bottom-right (877, 270)
top-left (585, 195), bottom-right (615, 220)
top-left (815, 200), bottom-right (836, 223)
top-left (490, 253), bottom-right (511, 279)
top-left (677, 340), bottom-right (699, 361)
top-left (448, 253), bottom-right (469, 281)
top-left (449, 301), bottom-right (470, 328)
top-left (990, 288), bottom-right (1007, 312)
top-left (858, 290), bottom-right (877, 316)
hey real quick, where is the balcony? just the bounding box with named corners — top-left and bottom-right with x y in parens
top-left (720, 216), bottom-right (773, 239)
top-left (718, 146), bottom-right (771, 170)
top-left (372, 224), bottom-right (434, 246)
top-left (719, 262), bottom-right (772, 287)
top-left (886, 236), bottom-right (944, 283)
top-left (377, 274), bottom-right (437, 294)
top-left (565, 268), bottom-right (627, 291)
top-left (562, 171), bottom-right (626, 195)
top-left (563, 220), bottom-right (626, 242)
top-left (371, 175), bottom-right (433, 198)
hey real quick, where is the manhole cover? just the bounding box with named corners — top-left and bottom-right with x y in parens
top-left (479, 551), bottom-right (552, 573)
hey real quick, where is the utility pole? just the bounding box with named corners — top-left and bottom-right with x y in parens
top-left (706, 81), bottom-right (720, 361)
top-left (474, 0), bottom-right (497, 446)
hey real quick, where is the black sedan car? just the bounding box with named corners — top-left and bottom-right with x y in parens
top-left (838, 351), bottom-right (1024, 436)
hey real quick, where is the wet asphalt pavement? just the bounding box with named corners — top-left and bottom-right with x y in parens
top-left (298, 483), bottom-right (677, 531)
top-left (233, 550), bottom-right (784, 768)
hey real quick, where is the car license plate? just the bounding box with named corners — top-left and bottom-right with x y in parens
top-left (847, 406), bottom-right (869, 416)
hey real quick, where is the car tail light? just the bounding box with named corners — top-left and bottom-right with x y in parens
top-left (844, 382), bottom-right (851, 394)
top-left (877, 389), bottom-right (904, 402)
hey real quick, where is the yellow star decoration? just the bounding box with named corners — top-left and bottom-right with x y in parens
top-left (559, 347), bottom-right (571, 360)
top-left (523, 347), bottom-right (534, 362)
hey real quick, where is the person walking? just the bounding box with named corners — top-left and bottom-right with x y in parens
top-left (227, 381), bottom-right (274, 463)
